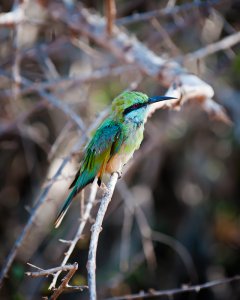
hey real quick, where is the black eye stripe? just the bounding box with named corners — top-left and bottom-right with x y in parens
top-left (123, 102), bottom-right (147, 115)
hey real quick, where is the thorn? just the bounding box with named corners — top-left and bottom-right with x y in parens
top-left (59, 239), bottom-right (72, 244)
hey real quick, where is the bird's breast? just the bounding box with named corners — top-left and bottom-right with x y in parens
top-left (106, 125), bottom-right (144, 174)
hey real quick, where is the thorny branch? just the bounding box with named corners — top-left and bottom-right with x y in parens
top-left (107, 275), bottom-right (240, 300)
top-left (26, 262), bottom-right (88, 299)
top-left (26, 263), bottom-right (78, 278)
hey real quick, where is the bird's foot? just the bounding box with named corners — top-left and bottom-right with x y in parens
top-left (115, 171), bottom-right (122, 179)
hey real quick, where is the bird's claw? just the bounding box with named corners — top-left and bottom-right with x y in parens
top-left (116, 171), bottom-right (122, 179)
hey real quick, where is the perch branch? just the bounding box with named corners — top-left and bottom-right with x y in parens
top-left (87, 172), bottom-right (119, 300)
top-left (107, 275), bottom-right (240, 300)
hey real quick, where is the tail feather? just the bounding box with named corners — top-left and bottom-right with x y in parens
top-left (54, 187), bottom-right (77, 228)
top-left (54, 175), bottom-right (96, 228)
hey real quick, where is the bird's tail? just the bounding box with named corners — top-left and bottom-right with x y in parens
top-left (54, 187), bottom-right (78, 228)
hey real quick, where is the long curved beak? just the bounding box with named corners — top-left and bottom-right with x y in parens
top-left (148, 96), bottom-right (177, 104)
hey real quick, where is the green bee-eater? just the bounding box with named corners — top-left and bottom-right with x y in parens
top-left (55, 91), bottom-right (175, 227)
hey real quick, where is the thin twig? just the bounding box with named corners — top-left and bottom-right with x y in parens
top-left (115, 0), bottom-right (220, 26)
top-left (184, 31), bottom-right (240, 61)
top-left (107, 275), bottom-right (240, 300)
top-left (49, 179), bottom-right (98, 290)
top-left (117, 181), bottom-right (157, 271)
top-left (48, 121), bottom-right (73, 161)
top-left (36, 89), bottom-right (86, 132)
top-left (87, 172), bottom-right (119, 300)
top-left (20, 65), bottom-right (134, 95)
top-left (105, 0), bottom-right (116, 35)
top-left (50, 262), bottom-right (82, 300)
top-left (25, 264), bottom-right (77, 278)
top-left (119, 202), bottom-right (134, 272)
top-left (152, 231), bottom-right (198, 282)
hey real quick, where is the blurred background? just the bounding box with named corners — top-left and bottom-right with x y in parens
top-left (0, 0), bottom-right (240, 299)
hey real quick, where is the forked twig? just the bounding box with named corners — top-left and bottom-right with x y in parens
top-left (26, 263), bottom-right (88, 299)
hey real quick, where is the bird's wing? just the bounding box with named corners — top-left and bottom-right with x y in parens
top-left (69, 119), bottom-right (124, 192)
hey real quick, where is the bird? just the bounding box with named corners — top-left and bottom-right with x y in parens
top-left (54, 91), bottom-right (175, 227)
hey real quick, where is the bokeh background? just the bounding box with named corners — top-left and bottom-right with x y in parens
top-left (0, 0), bottom-right (240, 299)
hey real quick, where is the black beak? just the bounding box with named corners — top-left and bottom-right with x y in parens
top-left (148, 96), bottom-right (177, 104)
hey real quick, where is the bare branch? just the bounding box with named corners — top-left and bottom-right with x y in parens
top-left (49, 179), bottom-right (98, 290)
top-left (117, 181), bottom-right (157, 271)
top-left (152, 231), bottom-right (198, 282)
top-left (115, 0), bottom-right (220, 26)
top-left (184, 31), bottom-right (240, 61)
top-left (49, 263), bottom-right (85, 300)
top-left (87, 172), bottom-right (119, 300)
top-left (107, 275), bottom-right (240, 300)
top-left (26, 264), bottom-right (77, 278)
top-left (21, 65), bottom-right (134, 95)
top-left (105, 0), bottom-right (116, 35)
top-left (26, 262), bottom-right (88, 299)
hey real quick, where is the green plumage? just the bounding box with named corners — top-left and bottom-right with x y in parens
top-left (55, 91), bottom-right (175, 227)
top-left (55, 119), bottom-right (124, 227)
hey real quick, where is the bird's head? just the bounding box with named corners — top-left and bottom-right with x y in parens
top-left (111, 91), bottom-right (175, 123)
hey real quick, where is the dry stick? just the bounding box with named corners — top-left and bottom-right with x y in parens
top-left (27, 85), bottom-right (85, 132)
top-left (26, 264), bottom-right (77, 278)
top-left (105, 0), bottom-right (116, 35)
top-left (184, 31), bottom-right (240, 61)
top-left (119, 202), bottom-right (134, 272)
top-left (117, 181), bottom-right (157, 271)
top-left (115, 0), bottom-right (220, 26)
top-left (107, 275), bottom-right (240, 300)
top-left (48, 121), bottom-right (73, 161)
top-left (87, 172), bottom-right (119, 300)
top-left (20, 65), bottom-right (134, 95)
top-left (49, 179), bottom-right (98, 290)
top-left (26, 262), bottom-right (88, 297)
top-left (118, 180), bottom-right (198, 282)
top-left (50, 263), bottom-right (81, 300)
top-left (152, 231), bottom-right (198, 282)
